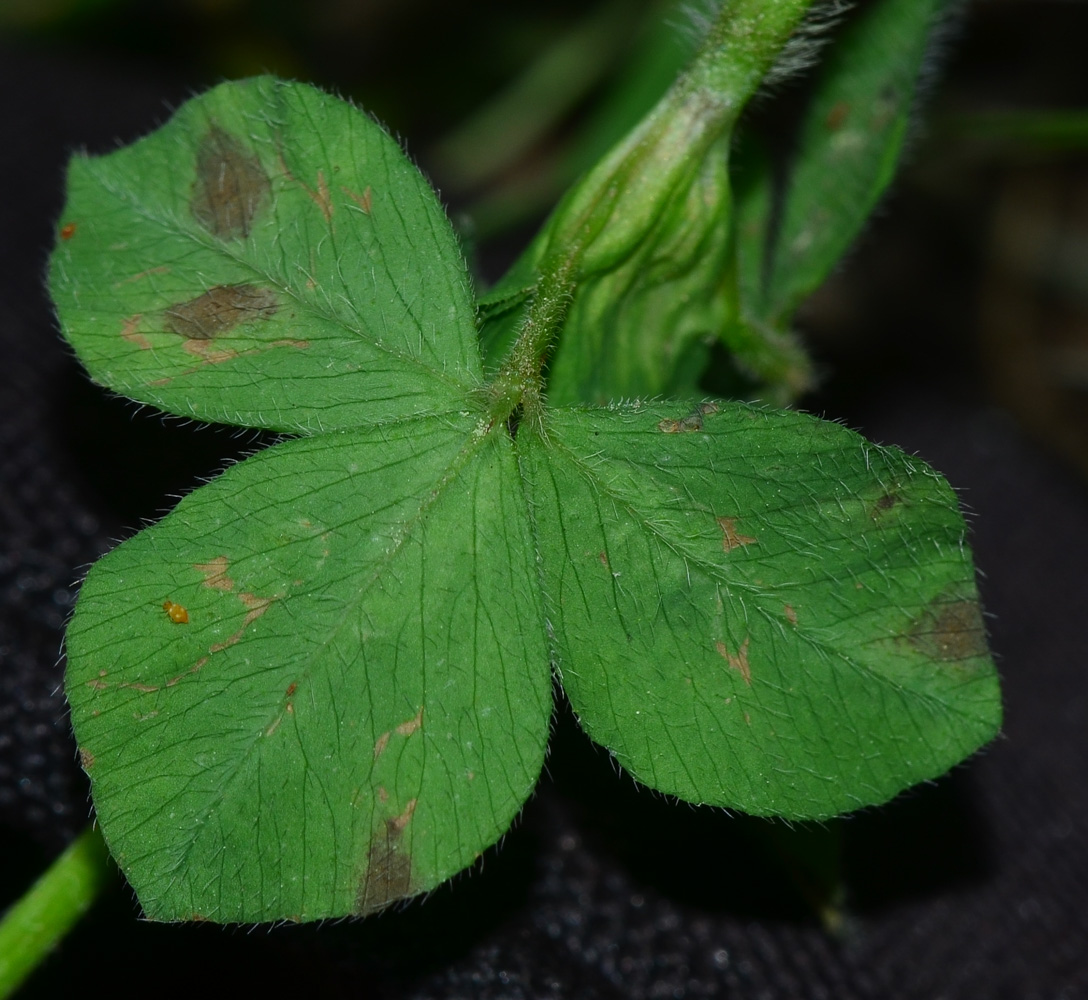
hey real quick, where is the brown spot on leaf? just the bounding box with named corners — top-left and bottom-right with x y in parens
top-left (120, 314), bottom-right (152, 351)
top-left (717, 517), bottom-right (757, 553)
top-left (872, 493), bottom-right (902, 518)
top-left (825, 101), bottom-right (850, 130)
top-left (164, 284), bottom-right (277, 341)
top-left (60, 222), bottom-right (77, 240)
top-left (658, 402), bottom-right (719, 434)
top-left (78, 748), bottom-right (94, 770)
top-left (658, 402), bottom-right (719, 433)
top-left (342, 185), bottom-right (372, 214)
top-left (908, 597), bottom-right (989, 662)
top-left (191, 126), bottom-right (269, 239)
top-left (165, 656), bottom-right (207, 688)
top-left (181, 340), bottom-right (238, 363)
top-left (715, 637), bottom-right (751, 685)
top-left (309, 169), bottom-right (333, 222)
top-left (115, 266), bottom-right (171, 288)
top-left (356, 800), bottom-right (418, 914)
top-left (373, 731), bottom-right (391, 760)
top-left (208, 591), bottom-right (277, 653)
top-left (194, 556), bottom-right (235, 591)
top-left (395, 707), bottom-right (423, 737)
top-left (784, 604), bottom-right (798, 625)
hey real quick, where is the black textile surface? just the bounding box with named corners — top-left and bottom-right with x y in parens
top-left (2, 41), bottom-right (1086, 1000)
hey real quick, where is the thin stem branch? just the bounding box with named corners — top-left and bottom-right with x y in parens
top-left (0, 826), bottom-right (113, 999)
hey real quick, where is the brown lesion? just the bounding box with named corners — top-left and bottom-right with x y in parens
top-left (395, 707), bottom-right (423, 737)
top-left (658, 401), bottom-right (720, 434)
top-left (163, 284), bottom-right (278, 341)
top-left (120, 314), bottom-right (152, 350)
top-left (342, 185), bottom-right (372, 214)
top-left (871, 492), bottom-right (903, 518)
top-left (355, 799), bottom-right (418, 915)
top-left (194, 556), bottom-right (235, 592)
top-left (191, 125), bottom-right (270, 239)
top-left (825, 101), bottom-right (850, 131)
top-left (908, 596), bottom-right (989, 662)
top-left (373, 707), bottom-right (424, 759)
top-left (715, 637), bottom-right (752, 685)
top-left (78, 747), bottom-right (95, 770)
top-left (717, 516), bottom-right (757, 553)
top-left (208, 591), bottom-right (277, 653)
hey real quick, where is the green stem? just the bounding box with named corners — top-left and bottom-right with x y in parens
top-left (0, 826), bottom-right (113, 998)
top-left (487, 248), bottom-right (581, 430)
top-left (535, 0), bottom-right (815, 273)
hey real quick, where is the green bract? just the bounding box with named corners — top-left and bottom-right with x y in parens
top-left (53, 74), bottom-right (1000, 924)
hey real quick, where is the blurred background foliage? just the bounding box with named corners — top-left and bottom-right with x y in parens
top-left (3, 0), bottom-right (1087, 478)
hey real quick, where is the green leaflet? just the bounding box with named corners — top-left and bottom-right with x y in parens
top-left (67, 419), bottom-right (551, 922)
top-left (737, 0), bottom-right (953, 327)
top-left (520, 403), bottom-right (998, 819)
top-left (54, 69), bottom-right (1000, 926)
top-left (50, 76), bottom-right (479, 434)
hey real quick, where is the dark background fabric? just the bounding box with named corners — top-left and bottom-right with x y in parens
top-left (2, 6), bottom-right (1086, 996)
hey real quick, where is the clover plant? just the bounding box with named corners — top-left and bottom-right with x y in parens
top-left (35, 0), bottom-right (999, 931)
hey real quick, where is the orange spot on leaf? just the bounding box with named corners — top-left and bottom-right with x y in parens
top-left (60, 222), bottom-right (77, 240)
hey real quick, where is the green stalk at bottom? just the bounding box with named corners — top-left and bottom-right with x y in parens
top-left (0, 825), bottom-right (113, 998)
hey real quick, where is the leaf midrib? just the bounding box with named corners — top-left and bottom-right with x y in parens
top-left (151, 415), bottom-right (500, 912)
